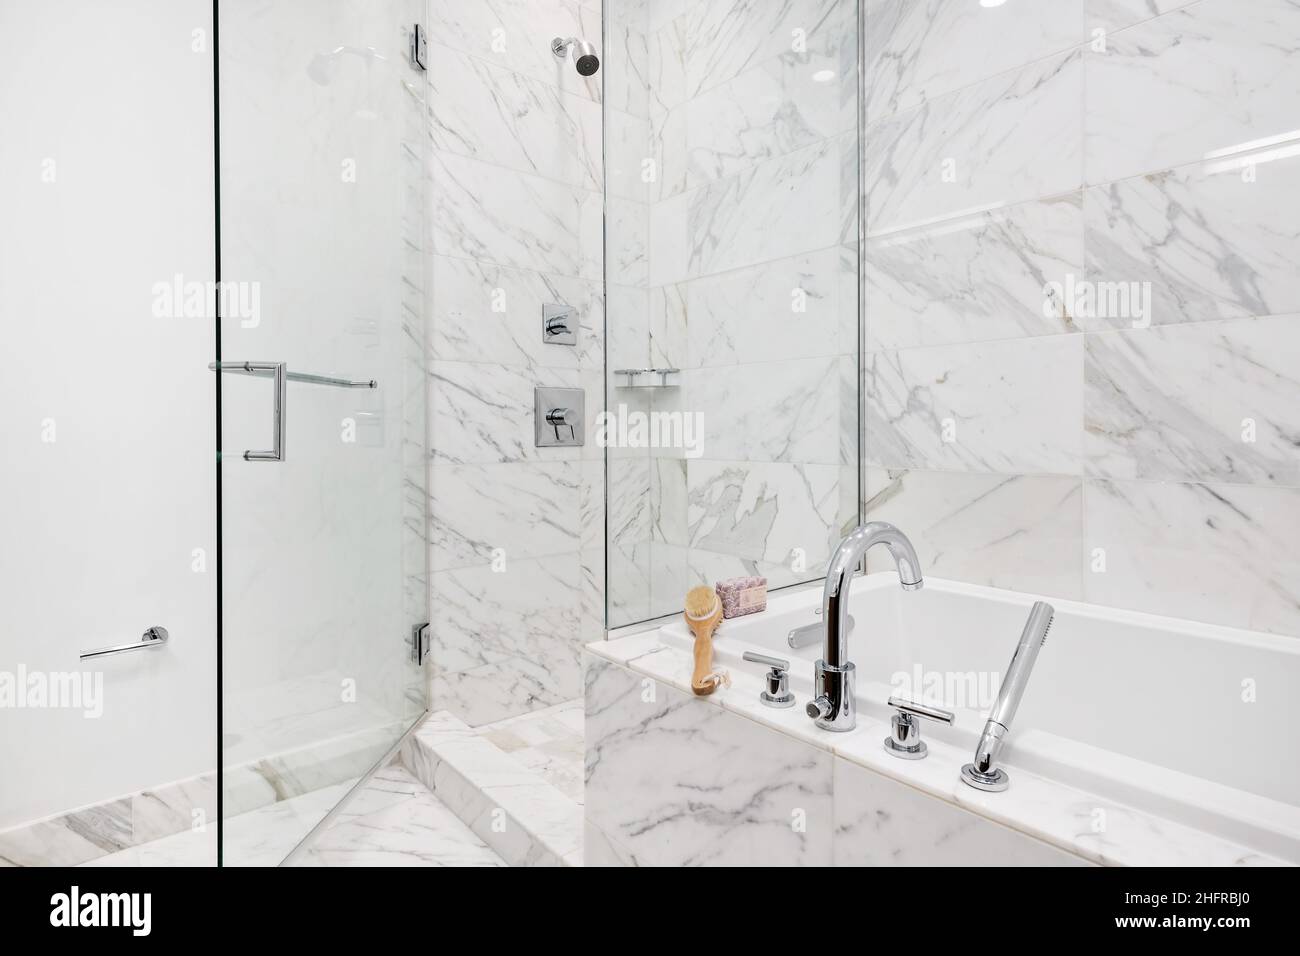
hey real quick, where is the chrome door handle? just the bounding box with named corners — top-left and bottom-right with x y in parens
top-left (220, 360), bottom-right (286, 462)
top-left (80, 626), bottom-right (169, 661)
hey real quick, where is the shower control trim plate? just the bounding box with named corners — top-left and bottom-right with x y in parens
top-left (535, 386), bottom-right (585, 447)
top-left (543, 303), bottom-right (577, 345)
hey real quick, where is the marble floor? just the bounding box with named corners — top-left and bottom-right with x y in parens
top-left (474, 698), bottom-right (585, 806)
top-left (81, 699), bottom-right (585, 867)
top-left (85, 767), bottom-right (504, 867)
top-left (291, 766), bottom-right (503, 867)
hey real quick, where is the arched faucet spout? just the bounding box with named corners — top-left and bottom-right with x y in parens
top-left (808, 522), bottom-right (924, 732)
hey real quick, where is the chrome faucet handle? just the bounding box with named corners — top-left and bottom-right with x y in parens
top-left (883, 695), bottom-right (954, 760)
top-left (742, 652), bottom-right (794, 709)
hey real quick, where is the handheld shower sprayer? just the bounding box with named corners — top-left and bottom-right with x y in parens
top-left (960, 600), bottom-right (1054, 792)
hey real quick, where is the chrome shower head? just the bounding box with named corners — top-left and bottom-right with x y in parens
top-left (551, 36), bottom-right (600, 76)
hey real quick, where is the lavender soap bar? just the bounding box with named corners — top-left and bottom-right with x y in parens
top-left (716, 576), bottom-right (767, 619)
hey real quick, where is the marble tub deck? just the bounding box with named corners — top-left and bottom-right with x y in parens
top-left (585, 633), bottom-right (1290, 867)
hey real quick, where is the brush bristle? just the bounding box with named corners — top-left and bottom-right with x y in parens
top-left (684, 585), bottom-right (719, 619)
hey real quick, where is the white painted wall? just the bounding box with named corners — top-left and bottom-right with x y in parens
top-left (0, 0), bottom-right (216, 829)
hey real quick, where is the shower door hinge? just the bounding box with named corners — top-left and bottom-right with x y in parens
top-left (410, 24), bottom-right (428, 71)
top-left (411, 622), bottom-right (431, 664)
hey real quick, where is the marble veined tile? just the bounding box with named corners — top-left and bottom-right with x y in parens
top-left (865, 193), bottom-right (1084, 351)
top-left (606, 17), bottom-right (651, 118)
top-left (833, 757), bottom-right (1090, 866)
top-left (427, 45), bottom-right (602, 191)
top-left (579, 459), bottom-right (605, 554)
top-left (426, 0), bottom-right (602, 103)
top-left (430, 256), bottom-right (604, 371)
top-left (585, 820), bottom-right (645, 866)
top-left (683, 543), bottom-right (828, 597)
top-left (684, 45), bottom-right (854, 191)
top-left (223, 782), bottom-right (357, 867)
top-left (1084, 478), bottom-right (1300, 637)
top-left (684, 356), bottom-right (853, 465)
top-left (478, 700), bottom-right (586, 805)
top-left (0, 798), bottom-right (132, 867)
top-left (1086, 0), bottom-right (1200, 34)
top-left (430, 555), bottom-right (582, 677)
top-left (684, 246), bottom-right (857, 368)
top-left (647, 18), bottom-right (688, 115)
top-left (864, 335), bottom-right (1085, 476)
top-left (651, 458), bottom-right (689, 547)
top-left (131, 774), bottom-right (216, 846)
top-left (863, 0), bottom-right (1085, 126)
top-left (648, 106), bottom-right (688, 201)
top-left (864, 49), bottom-right (1083, 235)
top-left (648, 187), bottom-right (691, 287)
top-left (865, 467), bottom-right (1085, 600)
top-left (678, 0), bottom-right (849, 102)
top-left (607, 283), bottom-right (651, 371)
top-left (1083, 150), bottom-right (1300, 330)
top-left (429, 361), bottom-right (582, 465)
top-left (608, 538), bottom-right (652, 625)
top-left (430, 461), bottom-right (581, 571)
top-left (432, 654), bottom-right (576, 728)
top-left (682, 133), bottom-right (854, 281)
top-left (430, 151), bottom-right (601, 281)
top-left (688, 460), bottom-right (846, 569)
top-left (584, 653), bottom-right (833, 866)
top-left (649, 282), bottom-right (688, 370)
top-left (607, 196), bottom-right (649, 287)
top-left (607, 107), bottom-right (651, 202)
top-left (1085, 0), bottom-right (1300, 185)
top-left (608, 457), bottom-right (652, 549)
top-left (1085, 316), bottom-right (1300, 486)
top-left (293, 767), bottom-right (504, 868)
top-left (402, 711), bottom-right (583, 865)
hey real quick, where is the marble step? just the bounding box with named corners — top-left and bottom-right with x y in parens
top-left (399, 711), bottom-right (584, 866)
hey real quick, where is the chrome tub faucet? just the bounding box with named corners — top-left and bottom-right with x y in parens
top-left (806, 522), bottom-right (923, 732)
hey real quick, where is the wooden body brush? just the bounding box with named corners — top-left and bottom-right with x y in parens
top-left (684, 585), bottom-right (725, 695)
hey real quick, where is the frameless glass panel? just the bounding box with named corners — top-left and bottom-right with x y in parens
top-left (217, 0), bottom-right (428, 865)
top-left (602, 0), bottom-right (861, 627)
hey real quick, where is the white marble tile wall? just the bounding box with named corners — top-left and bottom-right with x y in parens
top-left (425, 1), bottom-right (607, 725)
top-left (863, 0), bottom-right (1300, 637)
top-left (606, 0), bottom-right (862, 625)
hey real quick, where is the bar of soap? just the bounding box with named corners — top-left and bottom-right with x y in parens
top-left (716, 576), bottom-right (767, 619)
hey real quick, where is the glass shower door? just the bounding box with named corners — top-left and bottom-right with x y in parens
top-left (216, 0), bottom-right (428, 865)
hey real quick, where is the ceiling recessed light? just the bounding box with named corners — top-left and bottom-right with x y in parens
top-left (980, 0), bottom-right (1008, 7)
top-left (812, 69), bottom-right (835, 83)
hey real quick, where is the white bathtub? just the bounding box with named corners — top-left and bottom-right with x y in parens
top-left (656, 574), bottom-right (1300, 863)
